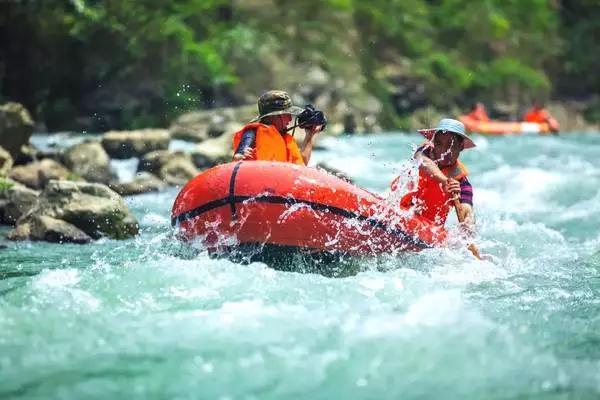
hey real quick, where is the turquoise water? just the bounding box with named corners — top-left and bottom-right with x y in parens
top-left (2, 133), bottom-right (600, 399)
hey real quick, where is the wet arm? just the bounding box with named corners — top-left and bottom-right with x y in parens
top-left (300, 129), bottom-right (318, 165)
top-left (457, 177), bottom-right (476, 236)
top-left (415, 152), bottom-right (448, 183)
top-left (456, 202), bottom-right (476, 236)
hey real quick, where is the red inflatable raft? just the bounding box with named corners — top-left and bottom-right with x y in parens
top-left (460, 115), bottom-right (552, 135)
top-left (171, 161), bottom-right (446, 258)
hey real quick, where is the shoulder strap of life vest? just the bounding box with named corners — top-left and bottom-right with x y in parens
top-left (442, 160), bottom-right (469, 180)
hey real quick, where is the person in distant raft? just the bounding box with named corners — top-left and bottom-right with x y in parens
top-left (391, 118), bottom-right (477, 234)
top-left (465, 102), bottom-right (490, 122)
top-left (523, 100), bottom-right (560, 133)
top-left (232, 90), bottom-right (326, 165)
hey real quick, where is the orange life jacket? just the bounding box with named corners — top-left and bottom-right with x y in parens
top-left (524, 108), bottom-right (559, 132)
top-left (466, 107), bottom-right (490, 122)
top-left (392, 159), bottom-right (469, 226)
top-left (523, 108), bottom-right (549, 124)
top-left (232, 123), bottom-right (304, 165)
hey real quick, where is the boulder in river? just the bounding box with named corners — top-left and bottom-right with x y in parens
top-left (8, 215), bottom-right (92, 244)
top-left (169, 105), bottom-right (253, 142)
top-left (63, 141), bottom-right (112, 184)
top-left (8, 159), bottom-right (73, 189)
top-left (169, 105), bottom-right (257, 142)
top-left (138, 150), bottom-right (198, 186)
top-left (160, 157), bottom-right (199, 186)
top-left (0, 178), bottom-right (39, 225)
top-left (101, 129), bottom-right (170, 159)
top-left (190, 132), bottom-right (232, 168)
top-left (0, 146), bottom-right (14, 176)
top-left (8, 180), bottom-right (138, 242)
top-left (109, 172), bottom-right (166, 196)
top-left (138, 150), bottom-right (188, 175)
top-left (0, 102), bottom-right (34, 159)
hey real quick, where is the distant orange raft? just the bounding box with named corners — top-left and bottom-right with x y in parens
top-left (460, 115), bottom-right (553, 135)
top-left (171, 161), bottom-right (446, 258)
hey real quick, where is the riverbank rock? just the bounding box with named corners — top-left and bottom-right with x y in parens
top-left (160, 157), bottom-right (199, 186)
top-left (13, 143), bottom-right (63, 166)
top-left (63, 141), bottom-right (112, 184)
top-left (8, 215), bottom-right (92, 244)
top-left (137, 150), bottom-right (199, 185)
top-left (109, 172), bottom-right (166, 196)
top-left (0, 178), bottom-right (39, 225)
top-left (137, 150), bottom-right (187, 175)
top-left (190, 132), bottom-right (231, 167)
top-left (547, 101), bottom-right (600, 132)
top-left (169, 106), bottom-right (253, 142)
top-left (101, 129), bottom-right (170, 159)
top-left (8, 180), bottom-right (138, 242)
top-left (0, 102), bottom-right (35, 158)
top-left (8, 159), bottom-right (73, 189)
top-left (0, 147), bottom-right (14, 176)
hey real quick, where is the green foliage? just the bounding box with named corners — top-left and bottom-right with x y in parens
top-left (65, 172), bottom-right (82, 182)
top-left (0, 0), bottom-right (596, 129)
top-left (0, 178), bottom-right (15, 193)
top-left (584, 99), bottom-right (600, 124)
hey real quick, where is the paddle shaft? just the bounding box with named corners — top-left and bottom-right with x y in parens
top-left (453, 198), bottom-right (483, 260)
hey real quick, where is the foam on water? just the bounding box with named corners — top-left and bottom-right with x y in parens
top-left (1, 133), bottom-right (600, 399)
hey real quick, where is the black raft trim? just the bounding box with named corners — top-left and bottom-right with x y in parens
top-left (228, 162), bottom-right (243, 219)
top-left (172, 193), bottom-right (432, 250)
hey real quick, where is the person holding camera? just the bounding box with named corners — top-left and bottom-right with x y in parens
top-left (232, 90), bottom-right (326, 165)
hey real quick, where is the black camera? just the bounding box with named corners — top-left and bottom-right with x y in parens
top-left (297, 104), bottom-right (327, 132)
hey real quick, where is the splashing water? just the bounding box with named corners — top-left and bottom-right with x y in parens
top-left (1, 133), bottom-right (600, 399)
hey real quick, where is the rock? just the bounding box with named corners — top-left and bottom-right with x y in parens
top-left (343, 113), bottom-right (357, 135)
top-left (12, 143), bottom-right (62, 166)
top-left (190, 151), bottom-right (219, 170)
top-left (9, 180), bottom-right (138, 242)
top-left (406, 106), bottom-right (457, 132)
top-left (137, 150), bottom-right (199, 185)
top-left (207, 120), bottom-right (242, 140)
top-left (169, 105), bottom-right (253, 142)
top-left (0, 178), bottom-right (39, 225)
top-left (547, 101), bottom-right (600, 132)
top-left (190, 132), bottom-right (232, 167)
top-left (160, 157), bottom-right (199, 186)
top-left (101, 129), bottom-right (170, 159)
top-left (8, 159), bottom-right (73, 189)
top-left (8, 215), bottom-right (92, 244)
top-left (0, 146), bottom-right (14, 176)
top-left (63, 141), bottom-right (112, 184)
top-left (13, 143), bottom-right (38, 165)
top-left (362, 114), bottom-right (382, 133)
top-left (137, 150), bottom-right (190, 175)
top-left (0, 102), bottom-right (35, 159)
top-left (109, 172), bottom-right (166, 196)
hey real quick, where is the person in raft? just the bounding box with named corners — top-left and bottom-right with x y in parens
top-left (465, 102), bottom-right (490, 122)
top-left (232, 90), bottom-right (325, 165)
top-left (523, 100), bottom-right (560, 133)
top-left (392, 118), bottom-right (476, 233)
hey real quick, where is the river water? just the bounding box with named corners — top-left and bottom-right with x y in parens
top-left (1, 133), bottom-right (600, 399)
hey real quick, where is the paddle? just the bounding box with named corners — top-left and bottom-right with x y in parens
top-left (453, 198), bottom-right (484, 260)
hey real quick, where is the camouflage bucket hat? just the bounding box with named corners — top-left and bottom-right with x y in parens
top-left (251, 90), bottom-right (303, 122)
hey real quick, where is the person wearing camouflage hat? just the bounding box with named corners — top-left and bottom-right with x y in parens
top-left (232, 90), bottom-right (323, 165)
